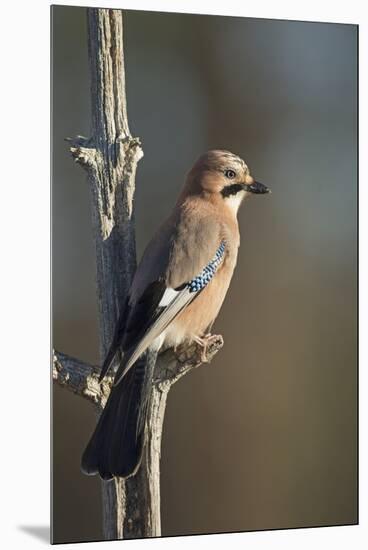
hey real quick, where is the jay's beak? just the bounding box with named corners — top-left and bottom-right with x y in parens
top-left (243, 181), bottom-right (270, 194)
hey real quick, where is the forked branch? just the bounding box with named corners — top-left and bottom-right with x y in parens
top-left (53, 334), bottom-right (223, 407)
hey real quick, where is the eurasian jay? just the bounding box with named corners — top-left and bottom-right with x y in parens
top-left (81, 149), bottom-right (270, 480)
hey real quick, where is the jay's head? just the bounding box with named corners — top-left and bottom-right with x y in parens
top-left (185, 150), bottom-right (270, 213)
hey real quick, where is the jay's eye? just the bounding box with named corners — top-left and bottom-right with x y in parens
top-left (224, 169), bottom-right (236, 179)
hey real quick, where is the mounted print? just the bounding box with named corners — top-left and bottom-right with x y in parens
top-left (51, 4), bottom-right (358, 544)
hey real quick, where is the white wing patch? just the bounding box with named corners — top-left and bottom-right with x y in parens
top-left (158, 287), bottom-right (180, 307)
top-left (113, 287), bottom-right (195, 386)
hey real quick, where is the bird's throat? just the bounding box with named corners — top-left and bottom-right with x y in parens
top-left (223, 190), bottom-right (246, 214)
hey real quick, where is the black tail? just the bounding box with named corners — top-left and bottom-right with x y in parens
top-left (81, 349), bottom-right (158, 480)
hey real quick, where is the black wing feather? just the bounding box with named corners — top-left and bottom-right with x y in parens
top-left (122, 279), bottom-right (167, 352)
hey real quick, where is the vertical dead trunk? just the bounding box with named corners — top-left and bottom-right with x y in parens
top-left (69, 8), bottom-right (143, 539)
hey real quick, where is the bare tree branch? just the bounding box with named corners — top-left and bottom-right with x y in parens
top-left (53, 335), bottom-right (224, 408)
top-left (154, 335), bottom-right (224, 389)
top-left (53, 350), bottom-right (111, 407)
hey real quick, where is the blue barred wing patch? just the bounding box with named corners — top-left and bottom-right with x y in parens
top-left (188, 240), bottom-right (226, 293)
top-left (114, 240), bottom-right (227, 385)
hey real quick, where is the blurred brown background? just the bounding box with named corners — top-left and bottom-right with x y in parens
top-left (51, 6), bottom-right (357, 544)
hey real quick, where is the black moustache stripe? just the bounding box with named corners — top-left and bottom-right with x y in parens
top-left (221, 183), bottom-right (245, 197)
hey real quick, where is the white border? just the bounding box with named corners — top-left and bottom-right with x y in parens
top-left (1, 0), bottom-right (365, 548)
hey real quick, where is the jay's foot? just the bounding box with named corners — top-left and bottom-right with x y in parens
top-left (193, 333), bottom-right (218, 363)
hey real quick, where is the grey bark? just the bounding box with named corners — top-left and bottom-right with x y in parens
top-left (53, 7), bottom-right (223, 540)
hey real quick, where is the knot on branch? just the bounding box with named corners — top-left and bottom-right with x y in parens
top-left (120, 136), bottom-right (144, 167)
top-left (66, 135), bottom-right (97, 170)
top-left (53, 349), bottom-right (112, 408)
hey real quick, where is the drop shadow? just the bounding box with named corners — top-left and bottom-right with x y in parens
top-left (18, 525), bottom-right (50, 544)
